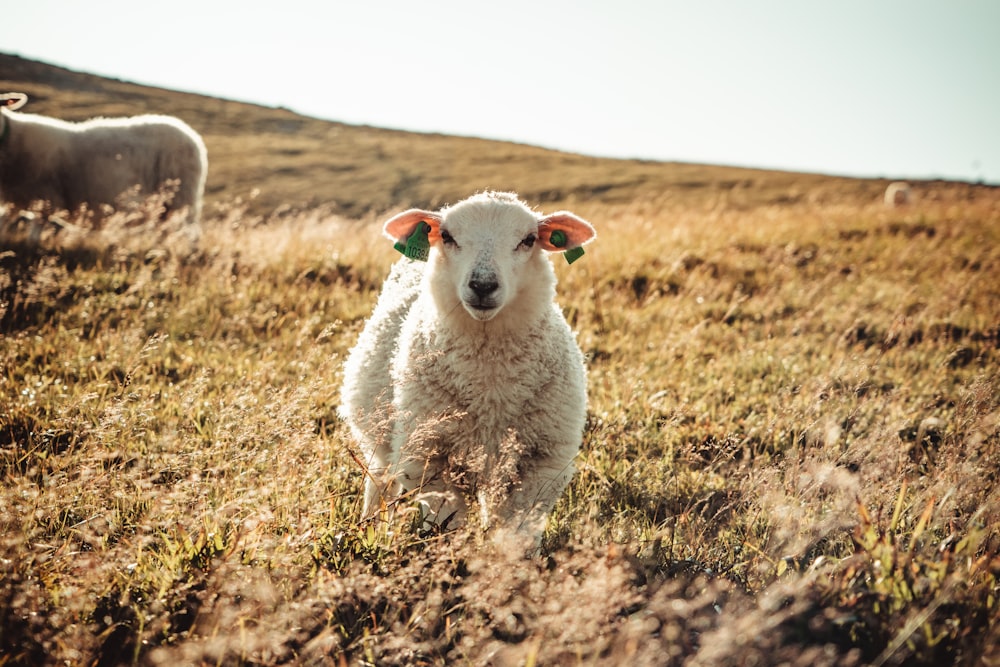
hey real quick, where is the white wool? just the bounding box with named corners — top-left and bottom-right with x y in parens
top-left (883, 181), bottom-right (912, 208)
top-left (340, 192), bottom-right (596, 547)
top-left (0, 93), bottom-right (207, 228)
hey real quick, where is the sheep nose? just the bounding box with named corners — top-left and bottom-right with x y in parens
top-left (468, 278), bottom-right (499, 299)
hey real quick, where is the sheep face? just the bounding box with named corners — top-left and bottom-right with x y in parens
top-left (0, 93), bottom-right (28, 112)
top-left (384, 192), bottom-right (595, 322)
top-left (437, 197), bottom-right (543, 321)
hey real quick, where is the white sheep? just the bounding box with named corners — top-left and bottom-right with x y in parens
top-left (0, 92), bottom-right (207, 235)
top-left (884, 181), bottom-right (912, 208)
top-left (339, 191), bottom-right (596, 547)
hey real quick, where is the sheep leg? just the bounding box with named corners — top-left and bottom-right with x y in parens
top-left (394, 457), bottom-right (467, 530)
top-left (361, 468), bottom-right (392, 518)
top-left (495, 458), bottom-right (575, 548)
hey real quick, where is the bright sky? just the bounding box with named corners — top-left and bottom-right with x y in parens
top-left (3, 0), bottom-right (998, 183)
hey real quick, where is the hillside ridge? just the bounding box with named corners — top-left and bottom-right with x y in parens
top-left (0, 52), bottom-right (977, 218)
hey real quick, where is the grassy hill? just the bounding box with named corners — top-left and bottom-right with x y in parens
top-left (1, 54), bottom-right (998, 666)
top-left (0, 52), bottom-right (919, 218)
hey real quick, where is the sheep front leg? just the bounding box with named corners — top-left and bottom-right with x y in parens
top-left (494, 457), bottom-right (575, 551)
top-left (394, 456), bottom-right (468, 530)
top-left (362, 466), bottom-right (392, 518)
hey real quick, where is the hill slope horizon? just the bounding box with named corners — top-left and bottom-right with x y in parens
top-left (0, 52), bottom-right (991, 218)
top-left (2, 52), bottom-right (999, 667)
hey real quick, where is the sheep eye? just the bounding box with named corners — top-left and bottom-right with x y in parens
top-left (441, 230), bottom-right (458, 247)
top-left (518, 234), bottom-right (536, 250)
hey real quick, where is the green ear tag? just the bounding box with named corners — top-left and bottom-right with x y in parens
top-left (563, 246), bottom-right (585, 264)
top-left (547, 229), bottom-right (584, 264)
top-left (394, 221), bottom-right (431, 261)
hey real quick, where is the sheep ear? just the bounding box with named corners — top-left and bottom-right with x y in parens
top-left (383, 209), bottom-right (443, 243)
top-left (537, 212), bottom-right (596, 263)
top-left (383, 209), bottom-right (443, 261)
top-left (1, 93), bottom-right (28, 111)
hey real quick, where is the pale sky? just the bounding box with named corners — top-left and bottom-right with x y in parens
top-left (3, 0), bottom-right (998, 183)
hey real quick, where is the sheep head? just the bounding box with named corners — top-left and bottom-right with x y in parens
top-left (383, 192), bottom-right (595, 322)
top-left (0, 93), bottom-right (28, 111)
top-left (1, 93), bottom-right (27, 145)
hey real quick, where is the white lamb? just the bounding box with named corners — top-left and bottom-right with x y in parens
top-left (884, 181), bottom-right (912, 208)
top-left (0, 92), bottom-right (207, 234)
top-left (340, 191), bottom-right (596, 547)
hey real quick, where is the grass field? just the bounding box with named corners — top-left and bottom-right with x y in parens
top-left (2, 54), bottom-right (999, 666)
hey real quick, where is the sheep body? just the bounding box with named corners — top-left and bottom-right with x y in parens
top-left (340, 192), bottom-right (596, 545)
top-left (0, 93), bottom-right (207, 226)
top-left (884, 181), bottom-right (912, 208)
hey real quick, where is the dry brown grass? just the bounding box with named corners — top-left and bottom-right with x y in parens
top-left (1, 52), bottom-right (999, 666)
top-left (1, 180), bottom-right (997, 666)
